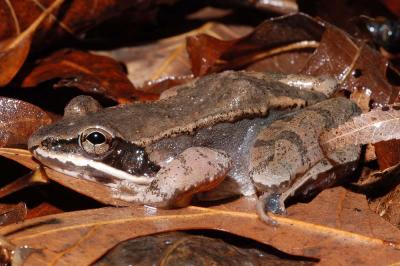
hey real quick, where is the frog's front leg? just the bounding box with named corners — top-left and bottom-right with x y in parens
top-left (112, 147), bottom-right (232, 208)
top-left (256, 158), bottom-right (334, 225)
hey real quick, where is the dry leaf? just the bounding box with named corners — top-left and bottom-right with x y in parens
top-left (0, 0), bottom-right (174, 51)
top-left (97, 22), bottom-right (252, 93)
top-left (0, 148), bottom-right (132, 206)
top-left (0, 187), bottom-right (399, 265)
top-left (381, 0), bottom-right (400, 16)
top-left (0, 98), bottom-right (51, 147)
top-left (0, 202), bottom-right (26, 226)
top-left (0, 0), bottom-right (64, 86)
top-left (320, 105), bottom-right (400, 152)
top-left (94, 231), bottom-right (310, 265)
top-left (26, 202), bottom-right (63, 219)
top-left (301, 26), bottom-right (400, 105)
top-left (21, 49), bottom-right (158, 103)
top-left (187, 13), bottom-right (324, 76)
top-left (374, 139), bottom-right (400, 170)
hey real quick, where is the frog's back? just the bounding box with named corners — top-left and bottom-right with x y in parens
top-left (102, 71), bottom-right (327, 146)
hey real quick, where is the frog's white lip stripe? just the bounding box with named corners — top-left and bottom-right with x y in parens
top-left (34, 148), bottom-right (153, 185)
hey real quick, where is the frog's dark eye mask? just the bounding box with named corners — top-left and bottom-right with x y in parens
top-left (29, 126), bottom-right (160, 186)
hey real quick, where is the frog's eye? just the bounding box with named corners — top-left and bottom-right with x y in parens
top-left (79, 128), bottom-right (113, 155)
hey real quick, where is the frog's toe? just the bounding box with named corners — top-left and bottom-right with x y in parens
top-left (256, 192), bottom-right (287, 226)
top-left (256, 199), bottom-right (278, 226)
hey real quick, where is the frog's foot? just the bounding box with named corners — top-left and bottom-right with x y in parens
top-left (256, 192), bottom-right (286, 226)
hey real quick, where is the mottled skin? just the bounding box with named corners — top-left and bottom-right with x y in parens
top-left (28, 70), bottom-right (359, 224)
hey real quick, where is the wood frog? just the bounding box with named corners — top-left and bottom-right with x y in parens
top-left (28, 71), bottom-right (361, 224)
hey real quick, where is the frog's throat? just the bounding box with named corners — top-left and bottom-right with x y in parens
top-left (33, 148), bottom-right (153, 185)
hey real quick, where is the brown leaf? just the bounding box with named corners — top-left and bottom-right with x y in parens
top-left (0, 188), bottom-right (399, 265)
top-left (1, 149), bottom-right (400, 264)
top-left (0, 202), bottom-right (26, 226)
top-left (94, 231), bottom-right (310, 265)
top-left (21, 49), bottom-right (158, 103)
top-left (0, 98), bottom-right (51, 147)
top-left (0, 148), bottom-right (131, 206)
top-left (374, 140), bottom-right (400, 170)
top-left (0, 0), bottom-right (64, 86)
top-left (301, 26), bottom-right (399, 105)
top-left (98, 22), bottom-right (252, 93)
top-left (0, 148), bottom-right (39, 170)
top-left (187, 13), bottom-right (324, 76)
top-left (320, 105), bottom-right (400, 152)
top-left (381, 0), bottom-right (400, 16)
top-left (0, 0), bottom-right (172, 51)
top-left (26, 202), bottom-right (63, 220)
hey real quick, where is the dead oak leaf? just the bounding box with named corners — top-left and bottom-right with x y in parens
top-left (186, 13), bottom-right (324, 77)
top-left (0, 149), bottom-right (400, 264)
top-left (21, 49), bottom-right (158, 103)
top-left (0, 0), bottom-right (64, 87)
top-left (301, 25), bottom-right (400, 105)
top-left (0, 187), bottom-right (398, 265)
top-left (0, 148), bottom-right (132, 206)
top-left (0, 98), bottom-right (51, 147)
top-left (96, 22), bottom-right (252, 94)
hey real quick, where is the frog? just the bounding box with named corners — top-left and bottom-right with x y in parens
top-left (27, 70), bottom-right (361, 224)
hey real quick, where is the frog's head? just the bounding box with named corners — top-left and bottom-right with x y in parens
top-left (28, 96), bottom-right (159, 186)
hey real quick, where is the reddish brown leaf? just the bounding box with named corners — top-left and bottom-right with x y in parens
top-left (301, 26), bottom-right (400, 105)
top-left (0, 0), bottom-right (175, 51)
top-left (0, 187), bottom-right (399, 265)
top-left (380, 0), bottom-right (400, 16)
top-left (0, 0), bottom-right (64, 86)
top-left (187, 34), bottom-right (236, 77)
top-left (187, 13), bottom-right (324, 76)
top-left (0, 98), bottom-right (51, 147)
top-left (0, 202), bottom-right (26, 226)
top-left (25, 202), bottom-right (63, 219)
top-left (375, 140), bottom-right (400, 170)
top-left (22, 49), bottom-right (158, 103)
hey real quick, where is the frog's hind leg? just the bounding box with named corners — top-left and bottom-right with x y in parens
top-left (257, 159), bottom-right (334, 225)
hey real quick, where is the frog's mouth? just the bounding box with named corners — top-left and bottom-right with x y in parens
top-left (32, 147), bottom-right (155, 186)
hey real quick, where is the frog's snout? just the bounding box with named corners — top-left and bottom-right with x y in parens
top-left (28, 126), bottom-right (47, 152)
